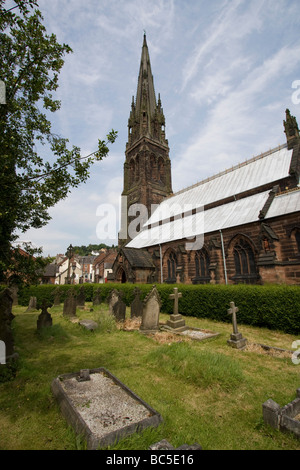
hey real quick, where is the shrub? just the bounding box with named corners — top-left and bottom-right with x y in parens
top-left (16, 283), bottom-right (300, 335)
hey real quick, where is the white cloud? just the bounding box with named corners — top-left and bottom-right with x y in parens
top-left (15, 0), bottom-right (300, 254)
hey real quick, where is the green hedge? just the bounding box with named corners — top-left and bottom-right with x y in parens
top-left (15, 283), bottom-right (300, 335)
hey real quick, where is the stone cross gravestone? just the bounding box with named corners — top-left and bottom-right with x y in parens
top-left (0, 288), bottom-right (16, 361)
top-left (140, 285), bottom-right (161, 333)
top-left (37, 299), bottom-right (53, 330)
top-left (166, 287), bottom-right (187, 331)
top-left (26, 296), bottom-right (37, 312)
top-left (63, 289), bottom-right (77, 318)
top-left (227, 301), bottom-right (247, 349)
top-left (130, 287), bottom-right (143, 318)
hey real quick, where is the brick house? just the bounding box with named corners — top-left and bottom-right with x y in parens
top-left (114, 35), bottom-right (300, 285)
top-left (93, 249), bottom-right (118, 283)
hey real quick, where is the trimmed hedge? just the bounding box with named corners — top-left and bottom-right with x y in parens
top-left (15, 282), bottom-right (300, 335)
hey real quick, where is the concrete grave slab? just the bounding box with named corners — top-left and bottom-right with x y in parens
top-left (51, 367), bottom-right (162, 449)
top-left (79, 319), bottom-right (98, 331)
top-left (161, 325), bottom-right (219, 341)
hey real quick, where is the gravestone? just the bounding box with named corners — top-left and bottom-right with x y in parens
top-left (108, 290), bottom-right (126, 322)
top-left (37, 299), bottom-right (53, 330)
top-left (130, 287), bottom-right (143, 318)
top-left (108, 289), bottom-right (119, 314)
top-left (77, 286), bottom-right (85, 307)
top-left (10, 285), bottom-right (18, 306)
top-left (166, 287), bottom-right (187, 331)
top-left (227, 301), bottom-right (247, 349)
top-left (140, 285), bottom-right (161, 334)
top-left (26, 296), bottom-right (37, 312)
top-left (93, 288), bottom-right (101, 306)
top-left (52, 287), bottom-right (61, 306)
top-left (0, 288), bottom-right (16, 361)
top-left (63, 289), bottom-right (77, 318)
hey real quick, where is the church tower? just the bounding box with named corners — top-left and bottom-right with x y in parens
top-left (119, 34), bottom-right (172, 245)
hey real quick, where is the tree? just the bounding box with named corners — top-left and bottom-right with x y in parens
top-left (0, 1), bottom-right (117, 284)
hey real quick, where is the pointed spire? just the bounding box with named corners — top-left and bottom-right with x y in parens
top-left (127, 34), bottom-right (168, 148)
top-left (135, 33), bottom-right (156, 117)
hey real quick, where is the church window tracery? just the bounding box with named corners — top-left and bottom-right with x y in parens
top-left (166, 251), bottom-right (177, 283)
top-left (232, 238), bottom-right (257, 283)
top-left (192, 249), bottom-right (210, 284)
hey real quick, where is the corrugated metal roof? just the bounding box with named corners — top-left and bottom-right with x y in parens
top-left (127, 188), bottom-right (300, 250)
top-left (265, 188), bottom-right (300, 219)
top-left (146, 145), bottom-right (292, 226)
top-left (127, 190), bottom-right (271, 249)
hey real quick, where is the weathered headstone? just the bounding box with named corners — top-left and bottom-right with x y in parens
top-left (140, 285), bottom-right (161, 333)
top-left (52, 287), bottom-right (61, 306)
top-left (63, 289), bottom-right (77, 318)
top-left (227, 301), bottom-right (247, 349)
top-left (130, 287), bottom-right (143, 318)
top-left (10, 285), bottom-right (19, 306)
top-left (108, 289), bottom-right (119, 314)
top-left (26, 296), bottom-right (37, 312)
top-left (166, 287), bottom-right (187, 331)
top-left (93, 288), bottom-right (101, 306)
top-left (108, 290), bottom-right (126, 322)
top-left (77, 286), bottom-right (85, 307)
top-left (37, 299), bottom-right (53, 330)
top-left (0, 288), bottom-right (16, 361)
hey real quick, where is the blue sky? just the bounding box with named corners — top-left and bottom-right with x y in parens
top-left (16, 0), bottom-right (300, 256)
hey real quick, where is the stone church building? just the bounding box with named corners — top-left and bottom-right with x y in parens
top-left (112, 35), bottom-right (300, 285)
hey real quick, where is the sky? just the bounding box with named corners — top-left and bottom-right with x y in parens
top-left (13, 0), bottom-right (300, 256)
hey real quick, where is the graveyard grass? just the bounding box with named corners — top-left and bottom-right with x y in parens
top-left (0, 301), bottom-right (300, 450)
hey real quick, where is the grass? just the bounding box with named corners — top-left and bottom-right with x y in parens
top-left (0, 301), bottom-right (300, 450)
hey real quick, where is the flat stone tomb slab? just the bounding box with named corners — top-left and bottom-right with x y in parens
top-left (161, 325), bottom-right (219, 341)
top-left (51, 368), bottom-right (162, 450)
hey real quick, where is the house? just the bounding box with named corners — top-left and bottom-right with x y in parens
top-left (93, 249), bottom-right (117, 283)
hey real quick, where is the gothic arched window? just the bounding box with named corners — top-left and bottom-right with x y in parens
top-left (150, 154), bottom-right (157, 181)
top-left (295, 231), bottom-right (300, 253)
top-left (233, 238), bottom-right (257, 284)
top-left (135, 155), bottom-right (140, 181)
top-left (192, 249), bottom-right (210, 284)
top-left (166, 251), bottom-right (177, 283)
top-left (129, 159), bottom-right (135, 185)
top-left (157, 157), bottom-right (165, 184)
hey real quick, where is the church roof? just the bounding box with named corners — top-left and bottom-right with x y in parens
top-left (265, 188), bottom-right (300, 219)
top-left (126, 190), bottom-right (271, 249)
top-left (121, 247), bottom-right (155, 268)
top-left (126, 143), bottom-right (300, 249)
top-left (145, 144), bottom-right (293, 227)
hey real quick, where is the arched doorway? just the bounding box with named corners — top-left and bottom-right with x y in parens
top-left (116, 266), bottom-right (127, 283)
top-left (121, 269), bottom-right (127, 283)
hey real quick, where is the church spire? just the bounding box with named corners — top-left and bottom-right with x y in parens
top-left (120, 34), bottom-right (172, 246)
top-left (127, 34), bottom-right (167, 147)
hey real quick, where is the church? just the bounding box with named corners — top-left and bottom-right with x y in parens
top-left (112, 35), bottom-right (300, 286)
